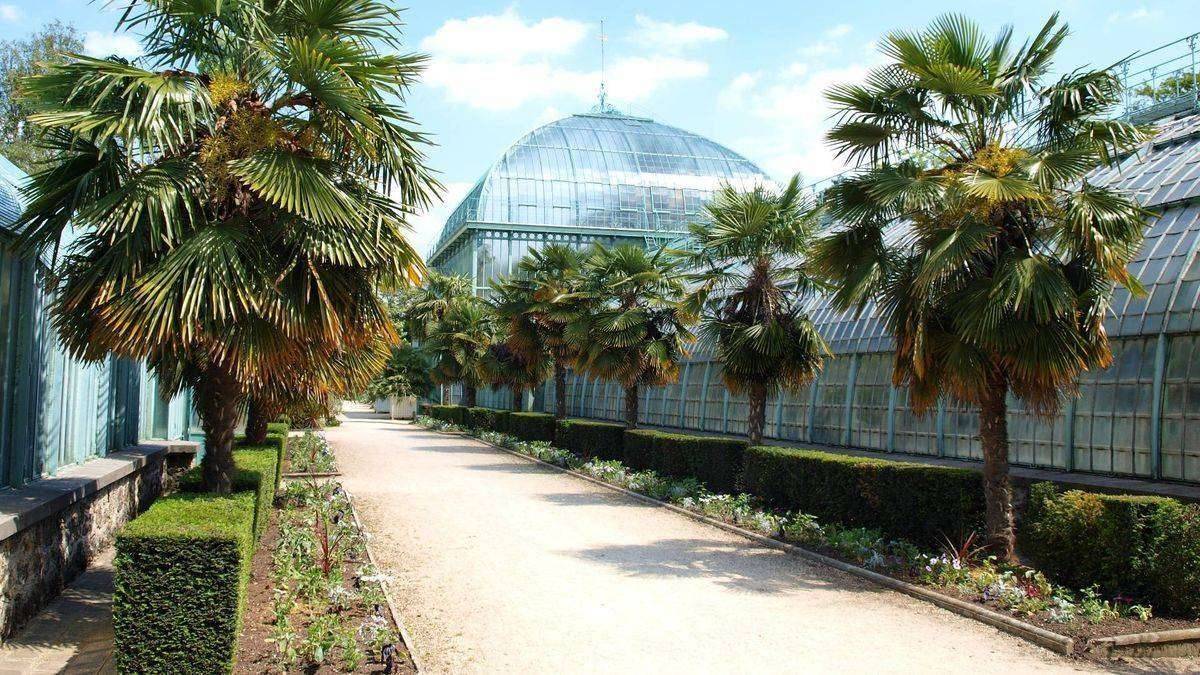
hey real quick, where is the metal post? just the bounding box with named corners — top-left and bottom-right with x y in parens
top-left (773, 390), bottom-right (785, 440)
top-left (806, 377), bottom-right (820, 442)
top-left (676, 362), bottom-right (691, 428)
top-left (1151, 333), bottom-right (1168, 479)
top-left (699, 362), bottom-right (713, 431)
top-left (886, 385), bottom-right (898, 453)
top-left (722, 389), bottom-right (731, 435)
top-left (935, 398), bottom-right (947, 458)
top-left (841, 354), bottom-right (859, 447)
top-left (1062, 396), bottom-right (1077, 472)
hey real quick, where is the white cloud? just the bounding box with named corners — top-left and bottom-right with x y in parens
top-left (84, 31), bottom-right (143, 59)
top-left (1108, 6), bottom-right (1162, 23)
top-left (420, 9), bottom-right (588, 62)
top-left (409, 181), bottom-right (474, 259)
top-left (797, 24), bottom-right (854, 61)
top-left (629, 15), bottom-right (728, 52)
top-left (826, 24), bottom-right (853, 39)
top-left (421, 10), bottom-right (709, 112)
top-left (0, 4), bottom-right (20, 22)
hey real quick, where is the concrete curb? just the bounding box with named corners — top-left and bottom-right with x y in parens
top-left (344, 487), bottom-right (426, 673)
top-left (443, 428), bottom-right (1077, 657)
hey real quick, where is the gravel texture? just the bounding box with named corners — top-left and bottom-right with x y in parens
top-left (326, 413), bottom-right (1099, 674)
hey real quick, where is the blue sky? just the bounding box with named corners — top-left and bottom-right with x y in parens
top-left (0, 0), bottom-right (1194, 253)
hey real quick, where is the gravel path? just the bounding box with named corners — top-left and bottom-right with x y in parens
top-left (327, 413), bottom-right (1098, 674)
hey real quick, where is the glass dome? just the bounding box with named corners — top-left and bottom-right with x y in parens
top-left (427, 111), bottom-right (772, 277)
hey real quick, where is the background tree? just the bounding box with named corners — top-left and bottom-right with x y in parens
top-left (572, 244), bottom-right (695, 427)
top-left (478, 341), bottom-right (551, 410)
top-left (812, 13), bottom-right (1152, 558)
top-left (0, 21), bottom-right (82, 171)
top-left (423, 298), bottom-right (499, 408)
top-left (493, 245), bottom-right (587, 418)
top-left (680, 175), bottom-right (829, 445)
top-left (16, 0), bottom-right (436, 492)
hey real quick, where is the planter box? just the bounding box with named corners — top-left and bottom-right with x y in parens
top-left (389, 396), bottom-right (417, 420)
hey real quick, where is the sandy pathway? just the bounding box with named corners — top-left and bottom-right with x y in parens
top-left (327, 413), bottom-right (1097, 675)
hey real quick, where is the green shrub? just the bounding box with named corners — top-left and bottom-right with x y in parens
top-left (429, 404), bottom-right (468, 426)
top-left (114, 491), bottom-right (256, 673)
top-left (178, 447), bottom-right (277, 541)
top-left (467, 407), bottom-right (511, 432)
top-left (266, 421), bottom-right (289, 436)
top-left (742, 445), bottom-right (984, 546)
top-left (622, 430), bottom-right (747, 494)
top-left (556, 419), bottom-right (625, 460)
top-left (1023, 483), bottom-right (1200, 616)
top-left (508, 412), bottom-right (556, 442)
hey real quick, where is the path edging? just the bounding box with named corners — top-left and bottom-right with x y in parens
top-left (344, 488), bottom-right (425, 673)
top-left (448, 429), bottom-right (1076, 656)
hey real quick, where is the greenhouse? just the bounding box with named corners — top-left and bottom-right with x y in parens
top-left (435, 92), bottom-right (1200, 487)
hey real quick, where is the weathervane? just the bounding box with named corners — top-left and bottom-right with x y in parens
top-left (593, 19), bottom-right (618, 115)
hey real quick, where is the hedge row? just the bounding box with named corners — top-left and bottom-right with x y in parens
top-left (742, 445), bottom-right (984, 546)
top-left (1023, 483), bottom-right (1200, 616)
top-left (508, 412), bottom-right (556, 442)
top-left (555, 419), bottom-right (625, 460)
top-left (428, 404), bottom-right (468, 426)
top-left (116, 445), bottom-right (279, 672)
top-left (468, 407), bottom-right (511, 432)
top-left (623, 430), bottom-right (747, 494)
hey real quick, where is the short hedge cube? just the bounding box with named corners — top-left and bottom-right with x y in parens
top-left (556, 419), bottom-right (626, 460)
top-left (508, 412), bottom-right (556, 442)
top-left (742, 445), bottom-right (984, 546)
top-left (429, 404), bottom-right (468, 426)
top-left (468, 407), bottom-right (510, 432)
top-left (113, 491), bottom-right (256, 674)
top-left (622, 429), bottom-right (746, 494)
top-left (178, 447), bottom-right (278, 541)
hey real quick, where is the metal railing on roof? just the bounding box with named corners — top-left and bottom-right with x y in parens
top-left (1116, 31), bottom-right (1199, 123)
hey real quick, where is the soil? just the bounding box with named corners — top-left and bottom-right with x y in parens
top-left (234, 474), bottom-right (417, 673)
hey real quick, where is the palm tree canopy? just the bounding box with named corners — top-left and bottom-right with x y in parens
top-left (571, 243), bottom-right (696, 389)
top-left (14, 0), bottom-right (438, 395)
top-left (422, 297), bottom-right (499, 389)
top-left (492, 244), bottom-right (587, 363)
top-left (680, 174), bottom-right (829, 396)
top-left (810, 12), bottom-right (1154, 414)
top-left (399, 271), bottom-right (473, 342)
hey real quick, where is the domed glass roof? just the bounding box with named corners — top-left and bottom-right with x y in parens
top-left (429, 111), bottom-right (771, 260)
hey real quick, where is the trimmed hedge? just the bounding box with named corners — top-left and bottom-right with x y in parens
top-left (622, 429), bottom-right (747, 494)
top-left (556, 419), bottom-right (625, 460)
top-left (508, 412), bottom-right (556, 442)
top-left (179, 446), bottom-right (278, 541)
top-left (467, 407), bottom-right (511, 432)
top-left (429, 404), bottom-right (468, 426)
top-left (1023, 483), bottom-right (1200, 616)
top-left (114, 490), bottom-right (256, 673)
top-left (742, 445), bottom-right (984, 546)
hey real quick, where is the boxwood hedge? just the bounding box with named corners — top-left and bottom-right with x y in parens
top-left (467, 407), bottom-right (511, 432)
top-left (622, 429), bottom-right (747, 494)
top-left (114, 491), bottom-right (256, 673)
top-left (179, 446), bottom-right (278, 541)
top-left (556, 419), bottom-right (626, 460)
top-left (508, 412), bottom-right (556, 442)
top-left (1023, 482), bottom-right (1200, 616)
top-left (742, 445), bottom-right (984, 545)
top-left (429, 404), bottom-right (468, 426)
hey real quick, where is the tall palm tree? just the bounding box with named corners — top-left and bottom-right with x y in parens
top-left (811, 13), bottom-right (1152, 558)
top-left (423, 298), bottom-right (499, 408)
top-left (478, 342), bottom-right (552, 410)
top-left (493, 244), bottom-right (588, 418)
top-left (400, 271), bottom-right (473, 341)
top-left (572, 244), bottom-right (695, 427)
top-left (680, 175), bottom-right (829, 445)
top-left (14, 0), bottom-right (435, 491)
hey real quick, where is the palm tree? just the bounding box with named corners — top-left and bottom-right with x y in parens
top-left (812, 13), bottom-right (1152, 558)
top-left (493, 244), bottom-right (588, 418)
top-left (15, 0), bottom-right (435, 491)
top-left (572, 244), bottom-right (695, 427)
top-left (400, 272), bottom-right (474, 341)
top-left (680, 175), bottom-right (829, 445)
top-left (423, 298), bottom-right (499, 408)
top-left (478, 342), bottom-right (551, 410)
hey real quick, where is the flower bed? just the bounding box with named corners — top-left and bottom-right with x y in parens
top-left (236, 432), bottom-right (415, 673)
top-left (415, 415), bottom-right (1199, 650)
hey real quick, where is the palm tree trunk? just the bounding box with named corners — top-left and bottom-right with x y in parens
top-left (554, 363), bottom-right (567, 419)
top-left (464, 384), bottom-right (477, 408)
top-left (624, 384), bottom-right (639, 428)
top-left (748, 382), bottom-right (768, 446)
top-left (511, 388), bottom-right (522, 411)
top-left (980, 368), bottom-right (1016, 561)
top-left (195, 364), bottom-right (243, 494)
top-left (245, 396), bottom-right (277, 445)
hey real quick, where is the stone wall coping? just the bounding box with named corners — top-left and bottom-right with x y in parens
top-left (0, 441), bottom-right (193, 541)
